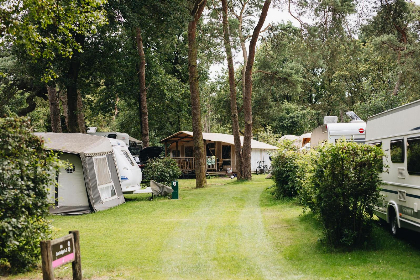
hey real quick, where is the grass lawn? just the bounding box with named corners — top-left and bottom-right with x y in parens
top-left (6, 175), bottom-right (420, 279)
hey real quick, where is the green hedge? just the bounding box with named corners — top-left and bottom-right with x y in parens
top-left (270, 141), bottom-right (302, 198)
top-left (0, 118), bottom-right (60, 273)
top-left (271, 140), bottom-right (384, 247)
top-left (309, 141), bottom-right (383, 247)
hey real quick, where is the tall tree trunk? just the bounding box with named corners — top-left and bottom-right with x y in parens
top-left (221, 0), bottom-right (243, 179)
top-left (242, 0), bottom-right (271, 179)
top-left (59, 89), bottom-right (68, 131)
top-left (188, 0), bottom-right (207, 188)
top-left (47, 85), bottom-right (62, 133)
top-left (135, 27), bottom-right (150, 148)
top-left (66, 33), bottom-right (84, 133)
top-left (77, 90), bottom-right (85, 132)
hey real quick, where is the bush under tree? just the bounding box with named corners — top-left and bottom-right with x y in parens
top-left (143, 157), bottom-right (182, 186)
top-left (0, 118), bottom-right (59, 273)
top-left (310, 141), bottom-right (384, 247)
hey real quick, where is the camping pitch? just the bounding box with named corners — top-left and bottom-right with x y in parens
top-left (36, 133), bottom-right (125, 214)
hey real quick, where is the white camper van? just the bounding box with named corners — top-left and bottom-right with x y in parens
top-left (366, 100), bottom-right (420, 235)
top-left (311, 112), bottom-right (366, 148)
top-left (109, 139), bottom-right (145, 194)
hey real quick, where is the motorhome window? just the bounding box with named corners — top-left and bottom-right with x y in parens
top-left (407, 137), bottom-right (420, 175)
top-left (107, 134), bottom-right (117, 139)
top-left (122, 150), bottom-right (135, 166)
top-left (390, 139), bottom-right (404, 163)
top-left (369, 142), bottom-right (382, 148)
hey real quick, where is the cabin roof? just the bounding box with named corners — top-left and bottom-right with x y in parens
top-left (161, 131), bottom-right (278, 150)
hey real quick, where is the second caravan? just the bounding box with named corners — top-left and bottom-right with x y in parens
top-left (311, 112), bottom-right (366, 148)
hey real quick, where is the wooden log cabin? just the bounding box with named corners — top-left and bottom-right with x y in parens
top-left (161, 131), bottom-right (278, 175)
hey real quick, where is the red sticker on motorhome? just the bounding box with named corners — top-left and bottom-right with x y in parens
top-left (359, 128), bottom-right (364, 133)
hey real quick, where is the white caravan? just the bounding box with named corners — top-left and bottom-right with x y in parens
top-left (87, 127), bottom-right (130, 145)
top-left (109, 139), bottom-right (148, 194)
top-left (311, 112), bottom-right (366, 148)
top-left (366, 99), bottom-right (420, 235)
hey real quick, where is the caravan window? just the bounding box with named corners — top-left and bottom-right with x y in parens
top-left (122, 150), bottom-right (135, 166)
top-left (407, 137), bottom-right (420, 175)
top-left (390, 139), bottom-right (404, 163)
top-left (93, 156), bottom-right (117, 201)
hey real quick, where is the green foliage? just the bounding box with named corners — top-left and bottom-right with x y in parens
top-left (0, 118), bottom-right (59, 273)
top-left (270, 140), bottom-right (302, 198)
top-left (143, 157), bottom-right (182, 186)
top-left (308, 141), bottom-right (384, 247)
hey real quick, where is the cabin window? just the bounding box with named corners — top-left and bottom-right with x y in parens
top-left (407, 137), bottom-right (420, 175)
top-left (93, 156), bottom-right (117, 201)
top-left (390, 139), bottom-right (404, 163)
top-left (171, 150), bottom-right (180, 157)
top-left (206, 143), bottom-right (215, 156)
top-left (185, 146), bottom-right (193, 157)
top-left (222, 145), bottom-right (231, 159)
top-left (122, 150), bottom-right (135, 166)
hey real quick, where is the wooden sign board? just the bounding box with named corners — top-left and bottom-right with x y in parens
top-left (51, 234), bottom-right (75, 268)
top-left (41, 230), bottom-right (82, 280)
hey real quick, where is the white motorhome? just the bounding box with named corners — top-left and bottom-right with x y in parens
top-left (366, 100), bottom-right (420, 235)
top-left (311, 112), bottom-right (366, 148)
top-left (109, 139), bottom-right (147, 194)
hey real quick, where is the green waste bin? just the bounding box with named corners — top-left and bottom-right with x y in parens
top-left (171, 181), bottom-right (179, 199)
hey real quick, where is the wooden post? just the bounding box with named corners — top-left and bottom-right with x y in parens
top-left (40, 240), bottom-right (54, 280)
top-left (70, 230), bottom-right (82, 280)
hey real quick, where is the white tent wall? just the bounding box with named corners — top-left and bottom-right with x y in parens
top-left (251, 149), bottom-right (272, 173)
top-left (57, 154), bottom-right (89, 208)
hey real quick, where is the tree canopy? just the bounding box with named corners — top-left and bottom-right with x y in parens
top-left (1, 0), bottom-right (420, 163)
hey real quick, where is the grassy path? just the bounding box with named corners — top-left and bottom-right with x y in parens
top-left (158, 180), bottom-right (288, 279)
top-left (6, 175), bottom-right (420, 279)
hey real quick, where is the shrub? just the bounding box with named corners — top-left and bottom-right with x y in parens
top-left (310, 141), bottom-right (384, 247)
top-left (296, 149), bottom-right (317, 211)
top-left (143, 157), bottom-right (182, 186)
top-left (270, 140), bottom-right (302, 198)
top-left (0, 118), bottom-right (59, 273)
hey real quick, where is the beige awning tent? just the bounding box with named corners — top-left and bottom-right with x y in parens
top-left (36, 133), bottom-right (125, 214)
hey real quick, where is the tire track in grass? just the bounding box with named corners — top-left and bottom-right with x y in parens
top-left (157, 182), bottom-right (300, 279)
top-left (157, 187), bottom-right (231, 279)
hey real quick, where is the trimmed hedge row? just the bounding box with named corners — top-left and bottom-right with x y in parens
top-left (271, 140), bottom-right (384, 247)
